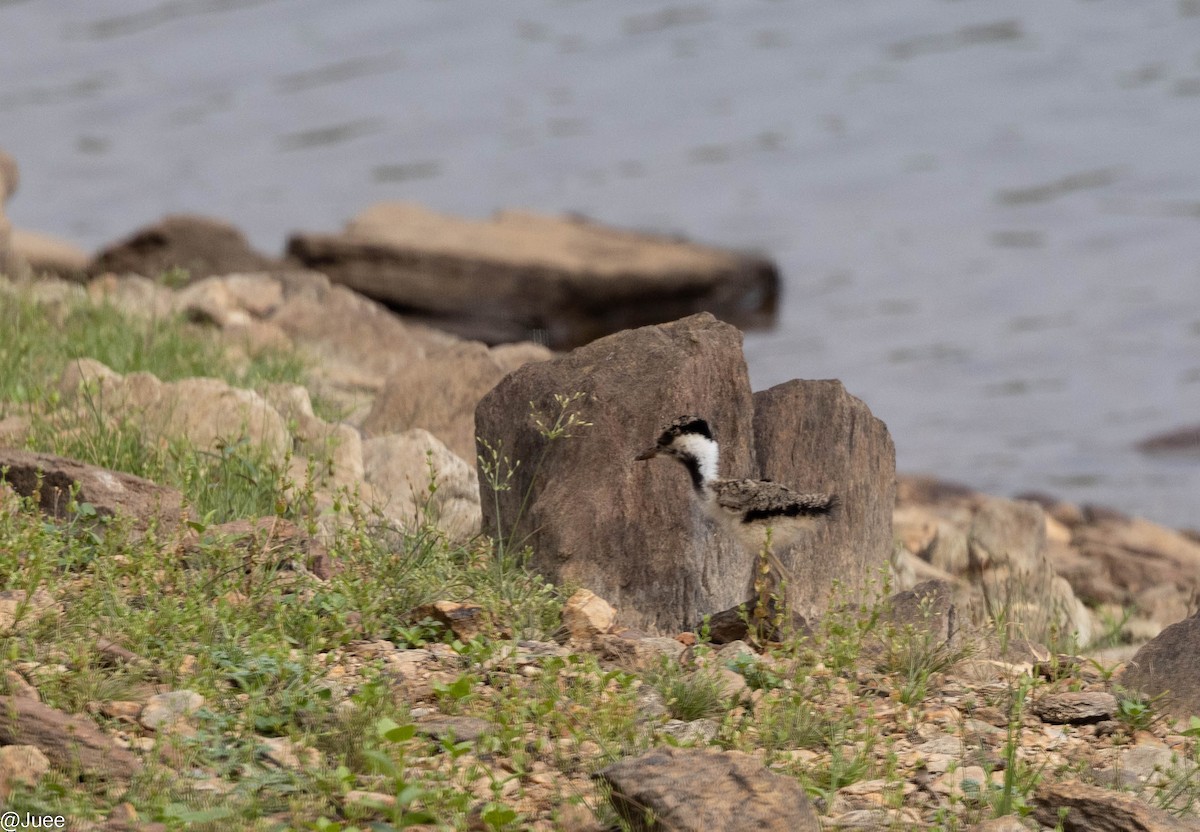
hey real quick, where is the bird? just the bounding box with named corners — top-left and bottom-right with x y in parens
top-left (634, 414), bottom-right (839, 554)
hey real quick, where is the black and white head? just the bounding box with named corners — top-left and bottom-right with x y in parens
top-left (635, 415), bottom-right (720, 487)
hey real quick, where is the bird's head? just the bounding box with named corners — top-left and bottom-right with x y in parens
top-left (635, 415), bottom-right (714, 461)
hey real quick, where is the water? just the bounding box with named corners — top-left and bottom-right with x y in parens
top-left (2, 0), bottom-right (1198, 527)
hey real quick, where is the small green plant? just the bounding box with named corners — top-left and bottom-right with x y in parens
top-left (1114, 691), bottom-right (1159, 732)
top-left (647, 659), bottom-right (729, 723)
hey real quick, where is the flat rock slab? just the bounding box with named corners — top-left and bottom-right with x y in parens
top-left (1031, 692), bottom-right (1118, 724)
top-left (0, 695), bottom-right (141, 781)
top-left (1121, 612), bottom-right (1200, 720)
top-left (287, 202), bottom-right (778, 348)
top-left (0, 449), bottom-right (182, 532)
top-left (598, 746), bottom-right (820, 832)
top-left (1033, 780), bottom-right (1200, 832)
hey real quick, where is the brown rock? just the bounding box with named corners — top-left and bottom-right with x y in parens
top-left (1136, 424), bottom-right (1200, 454)
top-left (476, 313), bottom-right (758, 633)
top-left (1121, 612), bottom-right (1200, 720)
top-left (89, 214), bottom-right (276, 281)
top-left (0, 589), bottom-right (59, 634)
top-left (597, 746), bottom-right (821, 832)
top-left (1033, 779), bottom-right (1199, 831)
top-left (1072, 517), bottom-right (1200, 627)
top-left (363, 340), bottom-right (552, 460)
top-left (595, 633), bottom-right (687, 671)
top-left (0, 744), bottom-right (50, 798)
top-left (0, 448), bottom-right (181, 532)
top-left (9, 228), bottom-right (90, 279)
top-left (562, 589), bottom-right (617, 641)
top-left (968, 498), bottom-right (1091, 644)
top-left (0, 147), bottom-right (17, 201)
top-left (0, 695), bottom-right (141, 780)
top-left (58, 359), bottom-right (291, 464)
top-left (269, 282), bottom-right (458, 392)
top-left (752, 379), bottom-right (895, 621)
top-left (361, 429), bottom-right (481, 539)
top-left (287, 202), bottom-right (778, 349)
top-left (1031, 692), bottom-right (1117, 724)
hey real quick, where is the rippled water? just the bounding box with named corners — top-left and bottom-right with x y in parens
top-left (2, 1), bottom-right (1198, 526)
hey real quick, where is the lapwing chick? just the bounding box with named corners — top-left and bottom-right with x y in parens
top-left (635, 415), bottom-right (838, 552)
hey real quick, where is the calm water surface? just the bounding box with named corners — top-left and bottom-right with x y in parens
top-left (1, 0), bottom-right (1198, 526)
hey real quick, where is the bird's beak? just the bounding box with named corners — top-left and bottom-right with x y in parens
top-left (635, 446), bottom-right (659, 461)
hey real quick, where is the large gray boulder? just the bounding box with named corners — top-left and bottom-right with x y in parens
top-left (753, 379), bottom-right (895, 621)
top-left (475, 313), bottom-right (757, 633)
top-left (287, 202), bottom-right (778, 349)
top-left (1121, 611), bottom-right (1200, 720)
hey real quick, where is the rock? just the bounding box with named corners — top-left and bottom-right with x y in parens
top-left (139, 690), bottom-right (205, 730)
top-left (753, 379), bottom-right (895, 621)
top-left (89, 214), bottom-right (276, 281)
top-left (476, 313), bottom-right (758, 634)
top-left (0, 147), bottom-right (17, 201)
top-left (0, 696), bottom-right (141, 781)
top-left (969, 818), bottom-right (1030, 832)
top-left (1031, 692), bottom-right (1117, 724)
top-left (175, 272), bottom-right (285, 325)
top-left (269, 281), bottom-right (458, 393)
top-left (658, 718), bottom-right (720, 745)
top-left (1136, 424), bottom-right (1200, 455)
top-left (361, 429), bottom-right (481, 538)
top-left (968, 497), bottom-right (1090, 644)
top-left (3, 669), bottom-right (40, 700)
top-left (0, 744), bottom-right (50, 798)
top-left (880, 579), bottom-right (966, 649)
top-left (0, 448), bottom-right (182, 532)
top-left (1032, 779), bottom-right (1199, 831)
top-left (0, 589), bottom-right (60, 634)
top-left (597, 746), bottom-right (821, 832)
top-left (409, 601), bottom-right (489, 642)
top-left (0, 148), bottom-right (15, 274)
top-left (363, 340), bottom-right (552, 461)
top-left (595, 632), bottom-right (687, 671)
top-left (258, 735), bottom-right (320, 769)
top-left (562, 589), bottom-right (617, 641)
top-left (1071, 517), bottom-right (1200, 628)
top-left (9, 228), bottom-right (90, 279)
top-left (287, 202), bottom-right (778, 349)
top-left (263, 383), bottom-right (364, 491)
top-left (85, 274), bottom-right (176, 319)
top-left (1121, 612), bottom-right (1200, 720)
top-left (58, 359), bottom-right (290, 464)
top-left (414, 716), bottom-right (496, 744)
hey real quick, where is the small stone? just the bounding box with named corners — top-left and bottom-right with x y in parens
top-left (3, 669), bottom-right (39, 700)
top-left (140, 690), bottom-right (205, 730)
top-left (0, 589), bottom-right (59, 633)
top-left (1031, 692), bottom-right (1117, 724)
top-left (101, 700), bottom-right (144, 720)
top-left (0, 744), bottom-right (50, 793)
top-left (259, 735), bottom-right (321, 769)
top-left (562, 589), bottom-right (617, 640)
top-left (345, 790), bottom-right (397, 809)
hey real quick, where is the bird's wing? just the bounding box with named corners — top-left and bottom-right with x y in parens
top-left (712, 478), bottom-right (838, 522)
